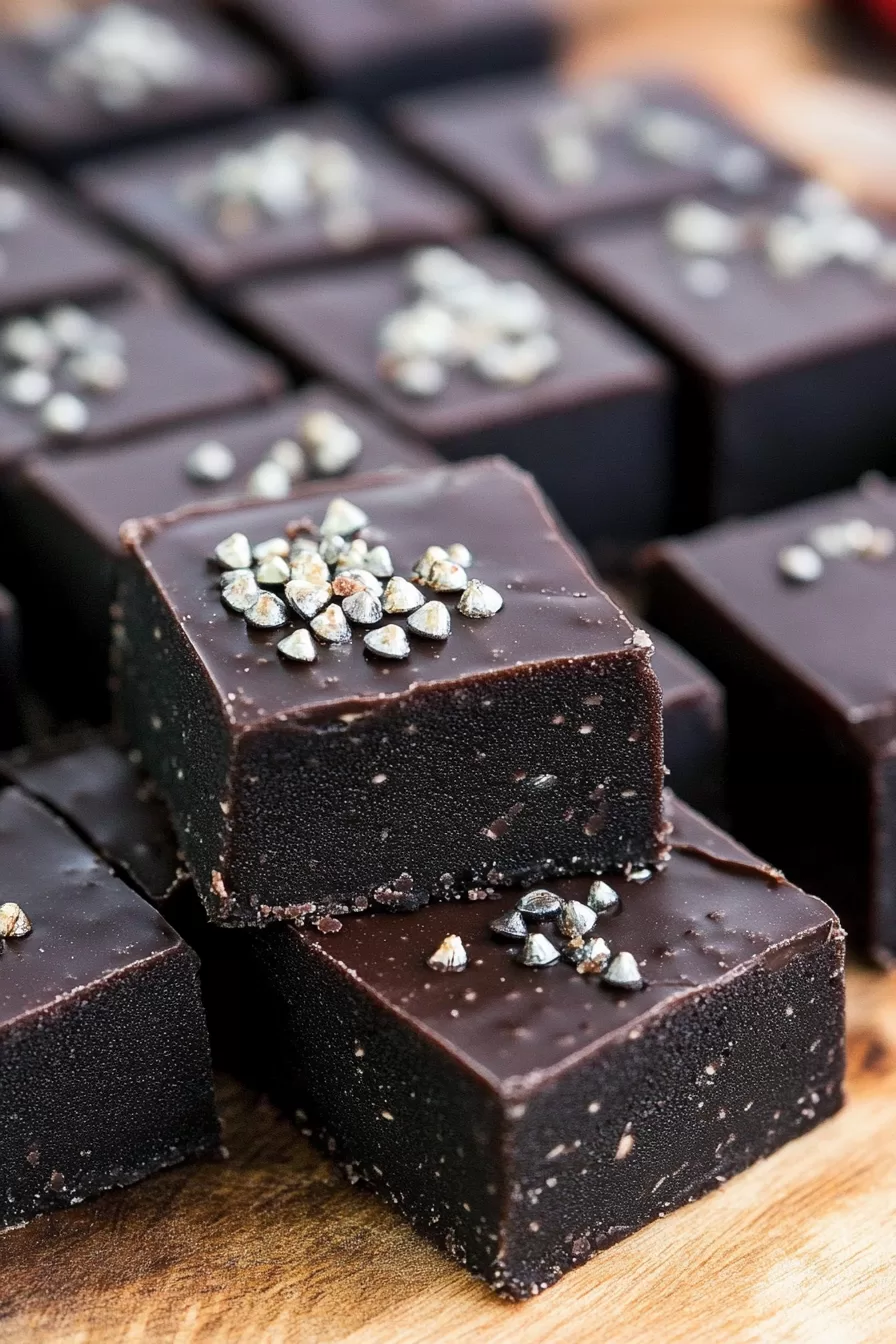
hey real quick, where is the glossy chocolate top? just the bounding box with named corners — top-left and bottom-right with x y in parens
top-left (0, 292), bottom-right (282, 463)
top-left (562, 189), bottom-right (896, 382)
top-left (288, 796), bottom-right (837, 1088)
top-left (0, 3), bottom-right (280, 157)
top-left (77, 106), bottom-right (480, 290)
top-left (235, 237), bottom-right (666, 442)
top-left (1, 738), bottom-right (182, 903)
top-left (0, 156), bottom-right (133, 315)
top-left (647, 480), bottom-right (896, 745)
top-left (123, 457), bottom-right (641, 726)
top-left (24, 385), bottom-right (436, 555)
top-left (0, 787), bottom-right (182, 1028)
top-left (391, 73), bottom-right (789, 237)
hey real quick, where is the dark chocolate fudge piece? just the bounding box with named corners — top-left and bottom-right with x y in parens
top-left (0, 156), bottom-right (133, 316)
top-left (234, 239), bottom-right (672, 548)
top-left (225, 0), bottom-right (553, 109)
top-left (0, 584), bottom-right (23, 750)
top-left (0, 290), bottom-right (283, 469)
top-left (561, 181), bottom-right (896, 527)
top-left (251, 795), bottom-right (845, 1298)
top-left (0, 785), bottom-right (219, 1229)
top-left (0, 2), bottom-right (280, 161)
top-left (2, 387), bottom-right (434, 716)
top-left (116, 458), bottom-right (668, 926)
top-left (390, 72), bottom-right (792, 240)
top-left (76, 106), bottom-right (481, 292)
top-left (644, 478), bottom-right (896, 962)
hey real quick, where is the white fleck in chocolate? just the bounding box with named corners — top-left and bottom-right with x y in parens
top-left (284, 579), bottom-right (332, 620)
top-left (777, 543), bottom-right (823, 584)
top-left (457, 578), bottom-right (503, 618)
top-left (587, 879), bottom-right (619, 914)
top-left (2, 366), bottom-right (52, 407)
top-left (0, 902), bottom-right (31, 938)
top-left (382, 576), bottom-right (424, 615)
top-left (602, 951), bottom-right (644, 990)
top-left (185, 439), bottom-right (236, 484)
top-left (625, 628), bottom-right (653, 650)
top-left (277, 628), bottom-right (317, 663)
top-left (267, 438), bottom-right (307, 481)
top-left (1, 317), bottom-right (55, 366)
top-left (221, 572), bottom-right (259, 614)
top-left (301, 409), bottom-right (362, 475)
top-left (427, 934), bottom-right (467, 972)
top-left (627, 868), bottom-right (652, 884)
top-left (364, 545), bottom-right (394, 579)
top-left (214, 532), bottom-right (252, 571)
top-left (255, 555), bottom-right (291, 586)
top-left (517, 889), bottom-right (563, 921)
top-left (66, 347), bottom-right (128, 394)
top-left (515, 932), bottom-right (560, 967)
top-left (363, 623), bottom-right (409, 660)
top-left (41, 391), bottom-right (89, 436)
top-left (407, 600), bottom-right (451, 640)
top-left (665, 200), bottom-right (744, 255)
top-left (342, 590), bottom-right (382, 625)
top-left (426, 559), bottom-right (468, 593)
top-left (575, 936), bottom-right (611, 975)
top-left (489, 909), bottom-right (528, 940)
top-left (556, 899), bottom-right (598, 939)
top-left (320, 497), bottom-right (368, 537)
top-left (244, 591), bottom-right (288, 628)
top-left (247, 458), bottom-right (292, 500)
top-left (310, 603), bottom-right (352, 645)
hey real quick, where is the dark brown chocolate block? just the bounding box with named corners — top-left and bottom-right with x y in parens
top-left (251, 795), bottom-right (845, 1298)
top-left (390, 72), bottom-right (792, 240)
top-left (1, 387), bottom-right (435, 718)
top-left (225, 0), bottom-right (553, 109)
top-left (0, 2), bottom-right (281, 161)
top-left (0, 785), bottom-right (219, 1229)
top-left (560, 184), bottom-right (896, 527)
top-left (116, 458), bottom-right (668, 926)
top-left (644, 479), bottom-right (896, 962)
top-left (233, 238), bottom-right (672, 549)
top-left (75, 105), bottom-right (481, 293)
top-left (0, 290), bottom-right (283, 470)
top-left (0, 156), bottom-right (134, 316)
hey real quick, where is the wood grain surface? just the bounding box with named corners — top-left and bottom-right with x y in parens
top-left (1, 3), bottom-right (896, 1341)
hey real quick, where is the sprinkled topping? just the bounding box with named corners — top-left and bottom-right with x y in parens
top-left (363, 624), bottom-right (410, 660)
top-left (427, 934), bottom-right (468, 972)
top-left (300, 409), bottom-right (363, 475)
top-left (556, 899), bottom-right (598, 939)
top-left (310, 603), bottom-right (352, 645)
top-left (255, 555), bottom-right (291, 586)
top-left (47, 4), bottom-right (200, 110)
top-left (382, 576), bottom-right (425, 615)
top-left (253, 537), bottom-right (290, 563)
top-left (0, 901), bottom-right (31, 939)
top-left (457, 579), bottom-right (503, 619)
top-left (602, 950), bottom-right (644, 991)
top-left (517, 889), bottom-right (563, 921)
top-left (221, 572), bottom-right (259, 614)
top-left (244, 591), bottom-right (288, 629)
top-left (185, 439), bottom-right (236, 485)
top-left (665, 200), bottom-right (744, 255)
top-left (284, 580), bottom-right (332, 620)
top-left (412, 545), bottom-right (449, 582)
top-left (333, 538), bottom-right (368, 572)
top-left (446, 543), bottom-right (473, 567)
top-left (515, 932), bottom-right (561, 968)
top-left (320, 497), bottom-right (368, 537)
top-left (489, 909), bottom-right (529, 940)
top-left (425, 559), bottom-right (468, 593)
top-left (342, 590), bottom-right (382, 625)
top-left (277, 628), bottom-right (317, 663)
top-left (364, 545), bottom-right (394, 579)
top-left (247, 459), bottom-right (292, 500)
top-left (407, 600), bottom-right (451, 641)
top-left (41, 391), bottom-right (89, 436)
top-left (587, 879), bottom-right (620, 914)
top-left (574, 936), bottom-right (612, 975)
top-left (777, 543), bottom-right (824, 584)
top-left (214, 532), bottom-right (252, 571)
top-left (290, 551), bottom-right (331, 587)
top-left (626, 628), bottom-right (654, 650)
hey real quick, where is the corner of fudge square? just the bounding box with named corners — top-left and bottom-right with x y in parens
top-left (115, 458), bottom-right (667, 926)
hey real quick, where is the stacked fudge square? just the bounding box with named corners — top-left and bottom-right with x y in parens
top-left (0, 0), bottom-right (854, 1304)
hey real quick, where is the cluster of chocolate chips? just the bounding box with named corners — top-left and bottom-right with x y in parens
top-left (377, 247), bottom-right (559, 398)
top-left (213, 495), bottom-right (504, 663)
top-left (0, 304), bottom-right (127, 435)
top-left (184, 408), bottom-right (364, 498)
top-left (428, 878), bottom-right (645, 991)
top-left (44, 3), bottom-right (199, 112)
top-left (533, 77), bottom-right (770, 193)
top-left (777, 515), bottom-right (895, 584)
top-left (0, 901), bottom-right (31, 946)
top-left (178, 130), bottom-right (373, 247)
top-left (665, 180), bottom-right (896, 300)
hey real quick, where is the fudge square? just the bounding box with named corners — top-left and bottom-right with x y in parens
top-left (390, 72), bottom-right (792, 241)
top-left (2, 386), bottom-right (435, 719)
top-left (75, 105), bottom-right (481, 293)
top-left (115, 458), bottom-right (668, 926)
top-left (561, 182), bottom-right (896, 527)
top-left (644, 478), bottom-right (896, 962)
top-left (251, 795), bottom-right (845, 1298)
top-left (234, 239), bottom-right (672, 549)
top-left (0, 785), bottom-right (219, 1229)
top-left (223, 0), bottom-right (553, 109)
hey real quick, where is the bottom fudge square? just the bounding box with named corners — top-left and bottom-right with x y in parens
top-left (251, 796), bottom-right (845, 1298)
top-left (0, 786), bottom-right (219, 1228)
top-left (116, 458), bottom-right (667, 926)
top-left (644, 478), bottom-right (896, 961)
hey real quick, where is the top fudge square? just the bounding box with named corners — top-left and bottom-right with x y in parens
top-left (116, 458), bottom-right (666, 926)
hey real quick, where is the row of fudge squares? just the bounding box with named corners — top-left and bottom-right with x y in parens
top-left (0, 732), bottom-right (845, 1298)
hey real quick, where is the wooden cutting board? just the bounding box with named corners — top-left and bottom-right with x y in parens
top-left (0, 966), bottom-right (893, 1344)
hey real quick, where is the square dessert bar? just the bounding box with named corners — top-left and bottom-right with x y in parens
top-left (2, 386), bottom-right (435, 718)
top-left (252, 795), bottom-right (845, 1298)
top-left (644, 479), bottom-right (896, 961)
top-left (0, 785), bottom-right (219, 1229)
top-left (116, 458), bottom-right (668, 926)
top-left (0, 156), bottom-right (134, 316)
top-left (561, 181), bottom-right (896, 527)
top-left (76, 105), bottom-right (481, 293)
top-left (0, 289), bottom-right (283, 470)
top-left (390, 72), bottom-right (793, 240)
top-left (234, 238), bottom-right (672, 549)
top-left (0, 1), bottom-right (281, 161)
top-left (225, 0), bottom-right (553, 108)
